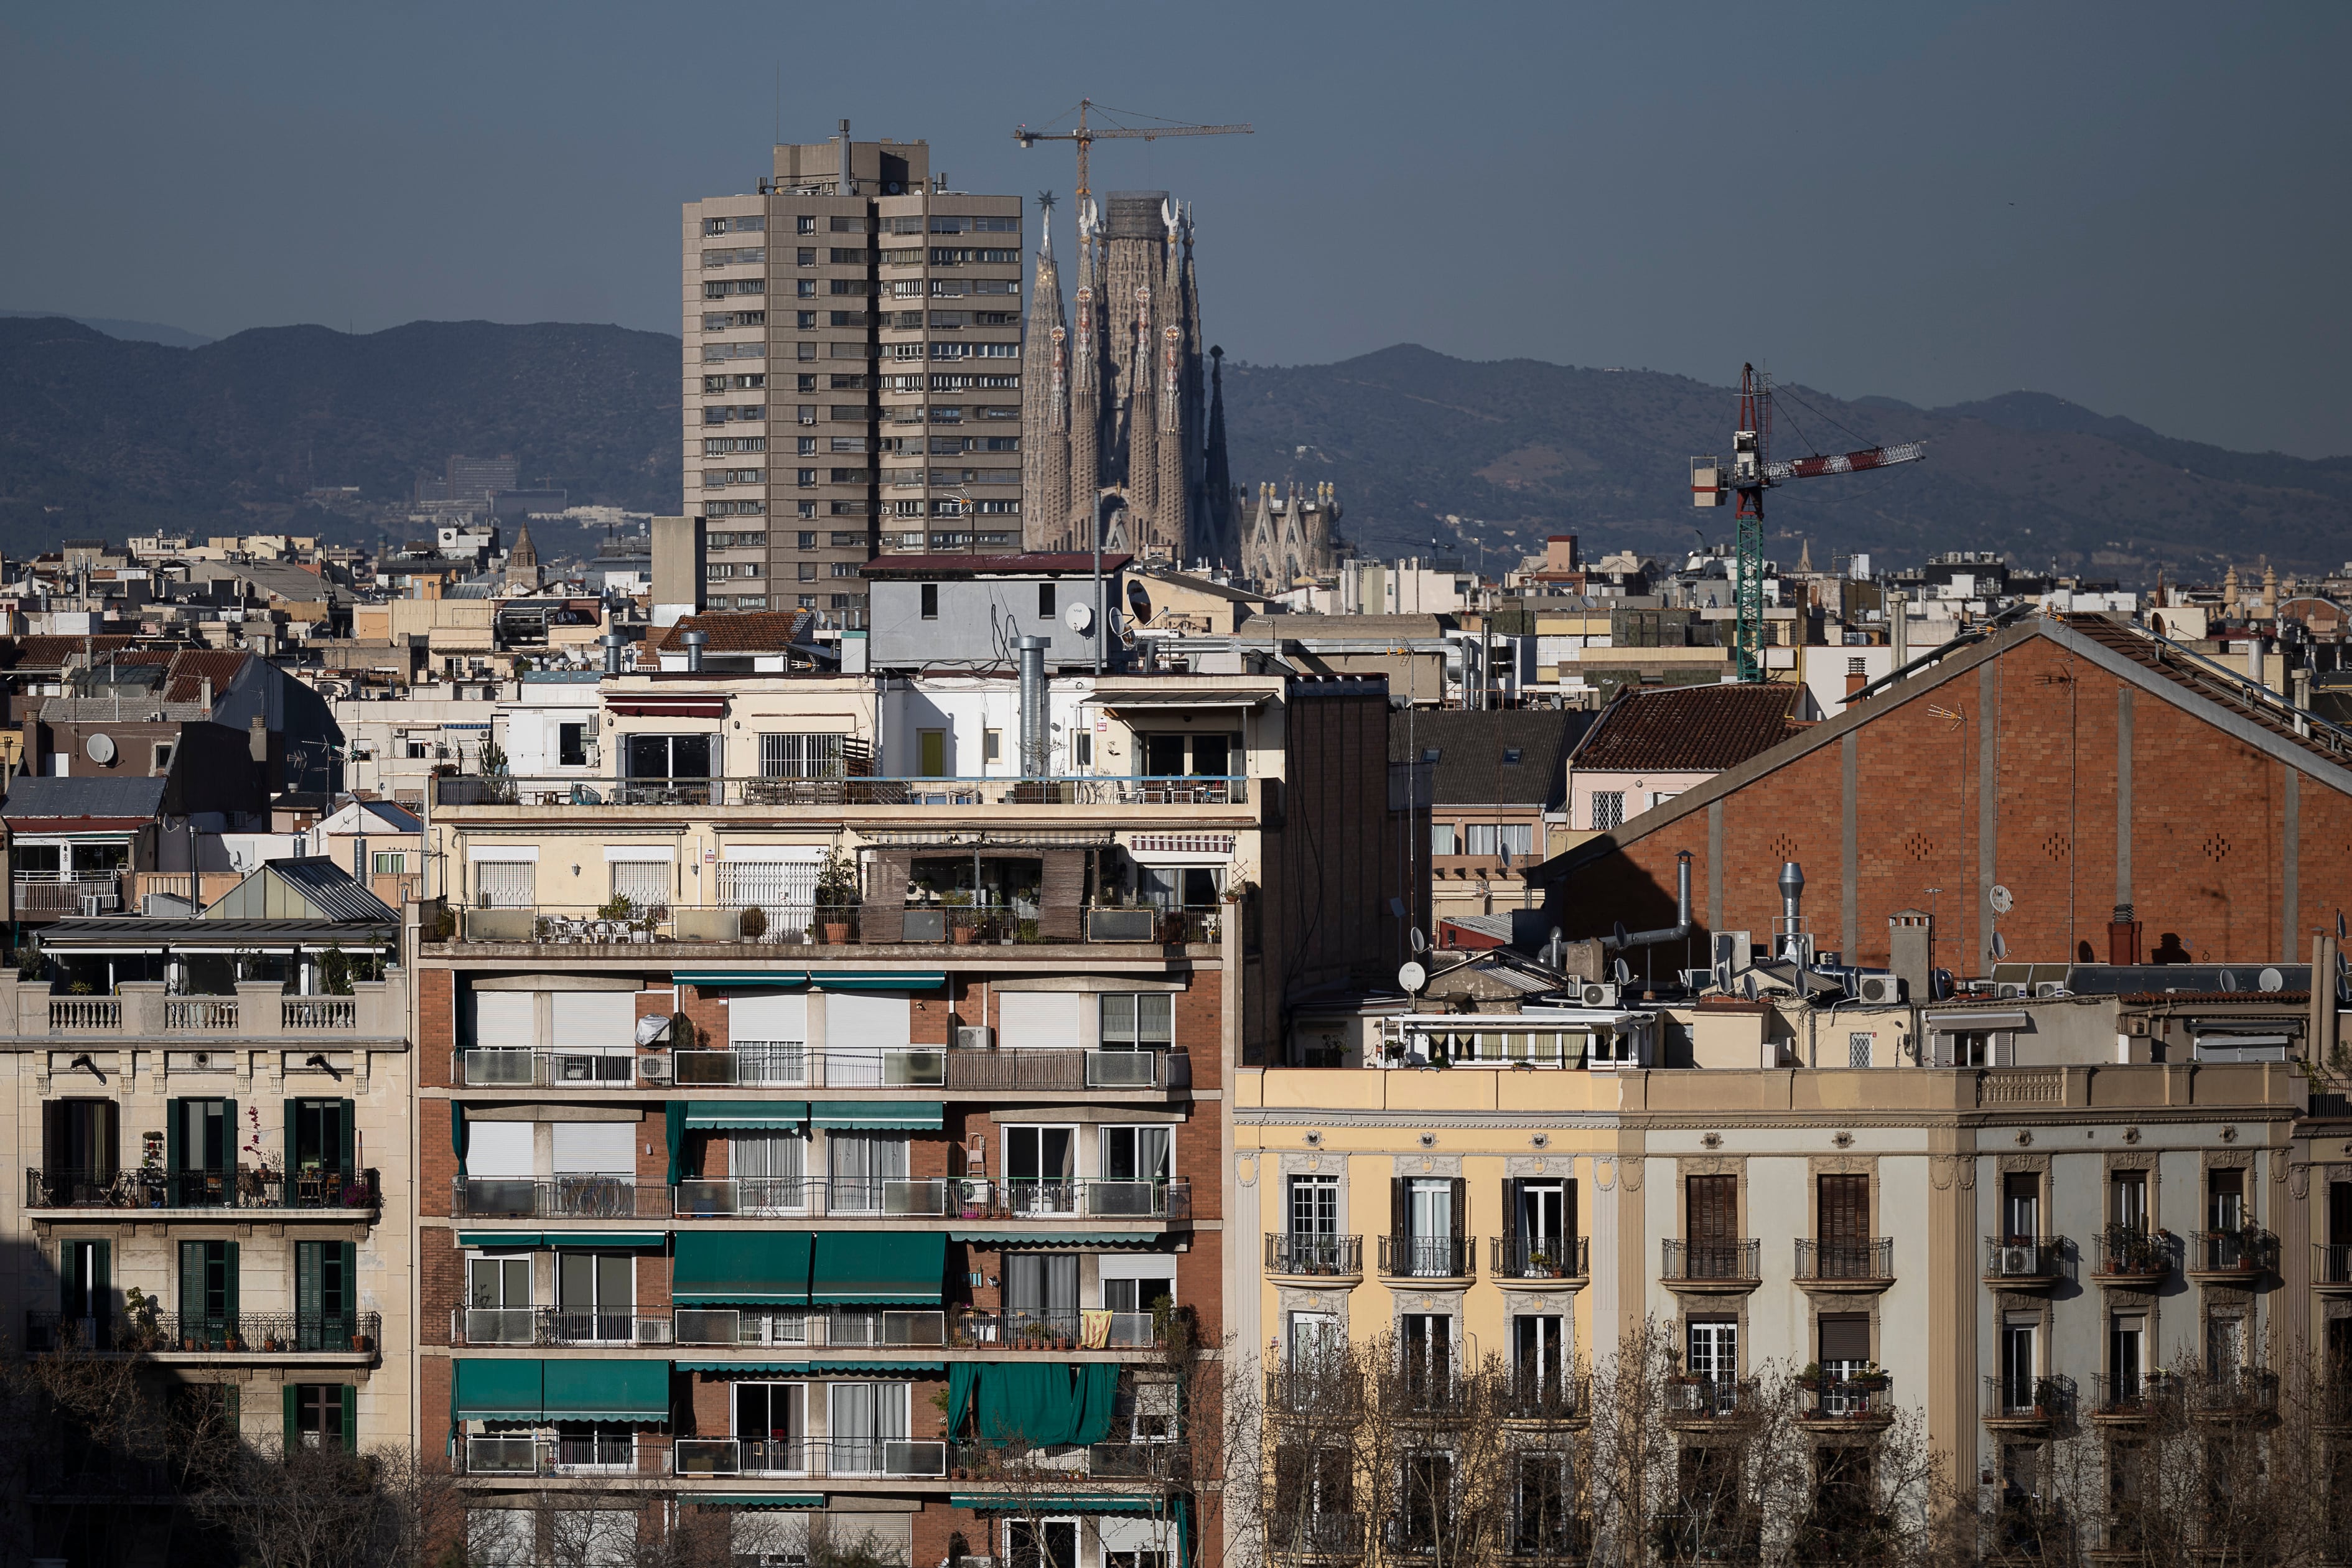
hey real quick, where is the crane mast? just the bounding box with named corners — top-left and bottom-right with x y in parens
top-left (1692, 363), bottom-right (1926, 681)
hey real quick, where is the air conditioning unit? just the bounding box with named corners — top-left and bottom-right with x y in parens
top-left (1994, 982), bottom-right (2028, 1000)
top-left (953, 1025), bottom-right (993, 1050)
top-left (2033, 982), bottom-right (2069, 999)
top-left (1854, 974), bottom-right (1902, 1005)
top-left (1580, 982), bottom-right (1620, 1007)
top-left (636, 1317), bottom-right (670, 1345)
top-left (637, 1055), bottom-right (673, 1083)
top-left (1997, 1245), bottom-right (2037, 1276)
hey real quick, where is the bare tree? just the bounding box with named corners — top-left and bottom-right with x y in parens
top-left (192, 1442), bottom-right (460, 1568)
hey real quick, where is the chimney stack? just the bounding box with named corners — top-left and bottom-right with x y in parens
top-left (681, 629), bottom-right (708, 673)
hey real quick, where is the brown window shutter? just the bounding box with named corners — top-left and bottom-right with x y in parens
top-left (1819, 1175), bottom-right (1868, 1244)
top-left (1391, 1177), bottom-right (1407, 1245)
top-left (1501, 1179), bottom-right (1521, 1247)
top-left (861, 849), bottom-right (911, 942)
top-left (1449, 1177), bottom-right (1466, 1241)
top-left (1818, 1314), bottom-right (1871, 1363)
top-left (1037, 849), bottom-right (1085, 941)
top-left (1689, 1175), bottom-right (1736, 1242)
top-left (1564, 1178), bottom-right (1580, 1243)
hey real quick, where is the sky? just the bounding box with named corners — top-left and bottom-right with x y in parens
top-left (3, 1), bottom-right (2346, 457)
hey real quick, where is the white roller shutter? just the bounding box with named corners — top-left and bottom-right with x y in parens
top-left (467, 1122), bottom-right (534, 1177)
top-left (997, 991), bottom-right (1088, 1049)
top-left (472, 992), bottom-right (535, 1047)
top-left (551, 992), bottom-right (636, 1050)
top-left (552, 1122), bottom-right (636, 1174)
top-left (730, 991), bottom-right (809, 1044)
top-left (826, 991), bottom-right (911, 1050)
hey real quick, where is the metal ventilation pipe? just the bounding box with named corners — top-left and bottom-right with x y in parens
top-left (836, 118), bottom-right (855, 195)
top-left (1778, 861), bottom-right (1805, 928)
top-left (1600, 849), bottom-right (1694, 953)
top-left (681, 629), bottom-right (708, 673)
top-left (601, 630), bottom-right (626, 675)
top-left (1016, 635), bottom-right (1048, 778)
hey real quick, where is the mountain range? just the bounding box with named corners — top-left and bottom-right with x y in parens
top-left (2, 316), bottom-right (2345, 578)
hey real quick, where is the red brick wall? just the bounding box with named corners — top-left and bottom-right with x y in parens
top-left (418, 968), bottom-right (454, 1090)
top-left (421, 1098), bottom-right (455, 1218)
top-left (1550, 633), bottom-right (2352, 968)
top-left (1175, 970), bottom-right (1221, 1093)
top-left (421, 1226), bottom-right (460, 1346)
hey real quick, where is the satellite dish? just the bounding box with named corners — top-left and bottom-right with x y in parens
top-left (84, 733), bottom-right (116, 765)
top-left (2258, 966), bottom-right (2284, 992)
top-left (635, 1014), bottom-right (673, 1046)
top-left (1409, 927), bottom-right (1429, 956)
top-left (1613, 921), bottom-right (1631, 950)
top-left (2337, 910), bottom-right (2346, 943)
top-left (1989, 884), bottom-right (2014, 915)
top-left (1742, 972), bottom-right (1758, 1000)
top-left (1398, 961), bottom-right (1428, 994)
top-left (1613, 957), bottom-right (1632, 986)
top-left (1499, 843), bottom-right (1513, 869)
top-left (1990, 931), bottom-right (2009, 959)
top-left (2218, 969), bottom-right (2238, 992)
top-left (1127, 581), bottom-right (1152, 620)
top-left (1065, 602), bottom-right (1095, 636)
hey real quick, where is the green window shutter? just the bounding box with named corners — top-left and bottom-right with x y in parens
top-left (180, 1240), bottom-right (204, 1325)
top-left (93, 1240), bottom-right (110, 1323)
top-left (283, 1383), bottom-right (299, 1450)
top-left (340, 1384), bottom-right (358, 1454)
top-left (225, 1240), bottom-right (240, 1325)
top-left (223, 1099), bottom-right (237, 1173)
top-left (166, 1098), bottom-right (184, 1176)
top-left (286, 1099), bottom-right (300, 1181)
top-left (339, 1100), bottom-right (355, 1177)
top-left (340, 1243), bottom-right (358, 1330)
top-left (225, 1383), bottom-right (240, 1440)
top-left (298, 1241), bottom-right (320, 1323)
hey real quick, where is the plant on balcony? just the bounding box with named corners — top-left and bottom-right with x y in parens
top-left (2032, 1376), bottom-right (2065, 1416)
top-left (739, 904), bottom-right (769, 940)
top-left (1798, 1362), bottom-right (1824, 1389)
top-left (599, 893), bottom-right (638, 922)
top-left (319, 944), bottom-right (353, 997)
top-left (123, 1286), bottom-right (161, 1350)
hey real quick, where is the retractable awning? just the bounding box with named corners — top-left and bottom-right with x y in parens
top-left (1922, 1011), bottom-right (2031, 1031)
top-left (810, 971), bottom-right (946, 991)
top-left (811, 1231), bottom-right (945, 1305)
top-left (674, 971), bottom-right (810, 987)
top-left (540, 1231), bottom-right (667, 1248)
top-left (699, 1495), bottom-right (827, 1510)
top-left (951, 1495), bottom-right (1162, 1514)
top-left (541, 1360), bottom-right (671, 1422)
top-left (810, 1101), bottom-right (941, 1131)
top-left (453, 1359), bottom-right (545, 1422)
top-left (458, 1231), bottom-right (540, 1248)
top-left (673, 1230), bottom-right (813, 1306)
top-left (685, 1101), bottom-right (809, 1131)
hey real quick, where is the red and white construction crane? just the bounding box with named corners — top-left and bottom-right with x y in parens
top-left (1691, 364), bottom-right (1925, 680)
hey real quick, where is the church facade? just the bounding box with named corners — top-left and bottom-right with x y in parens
top-left (1021, 190), bottom-right (1234, 564)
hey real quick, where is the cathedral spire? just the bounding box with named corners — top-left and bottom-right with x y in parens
top-left (1204, 346), bottom-right (1232, 563)
top-left (1020, 192), bottom-right (1071, 549)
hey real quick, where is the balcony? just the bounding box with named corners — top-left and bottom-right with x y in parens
top-left (1792, 1238), bottom-right (1894, 1293)
top-left (1983, 1373), bottom-right (2075, 1432)
top-left (27, 981), bottom-right (391, 1037)
top-left (451, 1306), bottom-right (678, 1348)
top-left (1266, 1233), bottom-right (1363, 1281)
top-left (1663, 1377), bottom-right (1755, 1426)
top-left (1501, 1372), bottom-right (1589, 1426)
top-left (450, 902), bottom-right (1224, 950)
top-left (1264, 1512), bottom-right (1366, 1563)
top-left (948, 1309), bottom-right (1160, 1351)
top-left (668, 1436), bottom-right (947, 1479)
top-left (2088, 1372), bottom-right (2178, 1423)
top-left (2185, 1366), bottom-right (2279, 1422)
top-left (2317, 1243), bottom-right (2352, 1292)
top-left (460, 1434), bottom-right (675, 1479)
top-left (1982, 1236), bottom-right (2067, 1289)
top-left (668, 1308), bottom-right (950, 1350)
top-left (16, 873), bottom-right (124, 917)
top-left (670, 1176), bottom-right (1190, 1223)
top-left (436, 772), bottom-right (1250, 811)
top-left (1377, 1235), bottom-right (1476, 1282)
top-left (2185, 1228), bottom-right (2277, 1281)
top-left (26, 1309), bottom-right (380, 1359)
top-left (487, 1042), bottom-right (1190, 1093)
top-left (1798, 1374), bottom-right (1893, 1427)
top-left (2089, 1227), bottom-right (2175, 1284)
top-left (1659, 1239), bottom-right (1761, 1294)
top-left (49, 997), bottom-right (121, 1031)
top-left (1490, 1236), bottom-right (1589, 1286)
top-left (452, 1174), bottom-right (672, 1220)
top-left (27, 1165), bottom-right (380, 1216)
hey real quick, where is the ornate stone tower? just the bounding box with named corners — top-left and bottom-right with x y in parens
top-left (1020, 189), bottom-right (1223, 562)
top-left (1241, 481), bottom-right (1347, 590)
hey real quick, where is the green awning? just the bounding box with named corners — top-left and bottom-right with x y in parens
top-left (674, 1230), bottom-right (813, 1305)
top-left (685, 1101), bottom-right (809, 1130)
top-left (699, 1495), bottom-right (827, 1510)
top-left (950, 1230), bottom-right (1162, 1245)
top-left (677, 1359), bottom-right (950, 1374)
top-left (811, 971), bottom-right (945, 990)
top-left (453, 1359), bottom-right (544, 1422)
top-left (951, 1494), bottom-right (1158, 1514)
top-left (812, 1231), bottom-right (944, 1304)
top-left (542, 1360), bottom-right (671, 1422)
top-left (458, 1231), bottom-right (541, 1248)
top-left (811, 1100), bottom-right (941, 1131)
top-left (948, 1362), bottom-right (1118, 1449)
top-left (801, 1359), bottom-right (947, 1373)
top-left (673, 971), bottom-right (809, 987)
top-left (541, 1231), bottom-right (667, 1248)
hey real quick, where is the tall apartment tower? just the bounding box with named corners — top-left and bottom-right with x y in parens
top-left (682, 125), bottom-right (1027, 624)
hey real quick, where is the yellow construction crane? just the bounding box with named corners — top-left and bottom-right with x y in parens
top-left (1014, 99), bottom-right (1252, 207)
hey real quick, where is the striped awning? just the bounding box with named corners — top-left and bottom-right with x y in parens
top-left (685, 1101), bottom-right (809, 1130)
top-left (810, 1100), bottom-right (941, 1131)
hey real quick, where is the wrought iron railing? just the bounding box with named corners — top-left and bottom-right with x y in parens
top-left (1266, 1233), bottom-right (1362, 1276)
top-left (451, 1307), bottom-right (677, 1348)
top-left (1982, 1236), bottom-right (2066, 1280)
top-left (2091, 1227), bottom-right (2175, 1279)
top-left (1799, 1374), bottom-right (1893, 1421)
top-left (1660, 1239), bottom-right (1760, 1281)
top-left (1502, 1372), bottom-right (1587, 1422)
top-left (1490, 1236), bottom-right (1588, 1281)
top-left (949, 1309), bottom-right (1157, 1350)
top-left (1664, 1377), bottom-right (1753, 1419)
top-left (460, 1434), bottom-right (674, 1478)
top-left (26, 1165), bottom-right (378, 1212)
top-left (2188, 1228), bottom-right (2277, 1274)
top-left (1264, 1512), bottom-right (1366, 1561)
top-left (1984, 1373), bottom-right (2074, 1423)
top-left (26, 1309), bottom-right (379, 1355)
top-left (1794, 1238), bottom-right (1893, 1281)
top-left (2317, 1242), bottom-right (2352, 1286)
top-left (1378, 1235), bottom-right (1476, 1279)
top-left (668, 1437), bottom-right (946, 1478)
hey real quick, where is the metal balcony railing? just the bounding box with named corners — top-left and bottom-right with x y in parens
top-left (1264, 1512), bottom-right (1366, 1561)
top-left (460, 1435), bottom-right (674, 1478)
top-left (1490, 1236), bottom-right (1588, 1281)
top-left (26, 1309), bottom-right (380, 1355)
top-left (1266, 1233), bottom-right (1362, 1276)
top-left (1664, 1377), bottom-right (1753, 1419)
top-left (2091, 1227), bottom-right (2175, 1279)
top-left (459, 1043), bottom-right (1187, 1091)
top-left (1982, 1236), bottom-right (2066, 1280)
top-left (1799, 1374), bottom-right (1893, 1421)
top-left (1794, 1238), bottom-right (1893, 1281)
top-left (1378, 1235), bottom-right (1476, 1279)
top-left (16, 874), bottom-right (123, 915)
top-left (27, 1165), bottom-right (379, 1213)
top-left (1984, 1373), bottom-right (2075, 1423)
top-left (2188, 1228), bottom-right (2277, 1274)
top-left (436, 773), bottom-right (1248, 810)
top-left (1502, 1372), bottom-right (1588, 1422)
top-left (1661, 1239), bottom-right (1760, 1282)
top-left (451, 1307), bottom-right (678, 1348)
top-left (2317, 1242), bottom-right (2352, 1286)
top-left (2186, 1366), bottom-right (2279, 1416)
top-left (452, 1174), bottom-right (671, 1220)
top-left (449, 900), bottom-right (1223, 948)
top-left (668, 1308), bottom-right (947, 1350)
top-left (949, 1309), bottom-right (1157, 1350)
top-left (668, 1437), bottom-right (947, 1478)
top-left (2089, 1372), bottom-right (2180, 1418)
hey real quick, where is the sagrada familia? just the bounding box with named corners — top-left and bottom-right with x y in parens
top-left (1019, 189), bottom-right (1347, 586)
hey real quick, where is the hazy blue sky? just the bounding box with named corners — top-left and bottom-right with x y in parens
top-left (4, 2), bottom-right (2345, 455)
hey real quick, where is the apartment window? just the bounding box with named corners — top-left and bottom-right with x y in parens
top-left (758, 734), bottom-right (845, 780)
top-left (1430, 823), bottom-right (1457, 856)
top-left (179, 1238), bottom-right (238, 1343)
top-left (798, 438), bottom-right (817, 455)
top-left (2109, 1312), bottom-right (2145, 1394)
top-left (828, 1132), bottom-right (908, 1214)
top-left (1100, 992), bottom-right (1174, 1050)
top-left (1686, 1317), bottom-right (1737, 1392)
top-left (2110, 1170), bottom-right (2149, 1231)
top-left (610, 859), bottom-right (668, 908)
top-left (920, 584), bottom-right (939, 620)
top-left (796, 469), bottom-right (817, 488)
top-left (1997, 1314), bottom-right (2037, 1412)
top-left (2003, 1172), bottom-right (2040, 1242)
top-left (1399, 1312), bottom-right (1453, 1396)
top-left (1101, 1126), bottom-right (1172, 1188)
top-left (830, 562), bottom-right (859, 578)
top-left (1037, 582), bottom-right (1055, 618)
top-left (291, 1383), bottom-right (353, 1451)
top-left (1513, 1313), bottom-right (1567, 1406)
top-left (1003, 1126), bottom-right (1076, 1213)
top-left (371, 850), bottom-right (406, 875)
top-left (473, 859), bottom-right (534, 908)
top-left (828, 1381), bottom-right (910, 1475)
top-left (1590, 791), bottom-right (1625, 831)
top-left (798, 564), bottom-right (819, 583)
top-left (557, 1252), bottom-right (634, 1342)
top-left (1847, 1031), bottom-right (1872, 1068)
top-left (1004, 1253), bottom-right (1079, 1333)
top-left (1394, 1175), bottom-right (1462, 1277)
top-left (735, 1380), bottom-right (805, 1458)
top-left (982, 729), bottom-right (1001, 763)
top-left (152, 742), bottom-right (174, 773)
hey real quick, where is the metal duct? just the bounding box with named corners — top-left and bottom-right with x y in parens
top-left (836, 118), bottom-right (855, 196)
top-left (602, 630), bottom-right (626, 675)
top-left (681, 629), bottom-right (708, 673)
top-left (1016, 635), bottom-right (1048, 778)
top-left (1778, 861), bottom-right (1805, 928)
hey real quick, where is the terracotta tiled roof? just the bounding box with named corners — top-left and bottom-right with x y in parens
top-left (861, 553), bottom-right (1133, 576)
top-left (162, 650), bottom-right (251, 704)
top-left (1569, 683), bottom-right (1808, 773)
top-left (652, 611), bottom-right (813, 653)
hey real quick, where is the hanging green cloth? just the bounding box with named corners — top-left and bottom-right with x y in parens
top-left (451, 1102), bottom-right (468, 1175)
top-left (948, 1361), bottom-right (980, 1438)
top-left (1072, 1362), bottom-right (1118, 1447)
top-left (665, 1101), bottom-right (687, 1187)
top-left (961, 1362), bottom-right (1121, 1448)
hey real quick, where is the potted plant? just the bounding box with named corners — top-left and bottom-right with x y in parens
top-left (2032, 1375), bottom-right (2063, 1418)
top-left (813, 849), bottom-right (861, 943)
top-left (352, 1330), bottom-right (373, 1353)
top-left (739, 905), bottom-right (768, 941)
top-left (123, 1287), bottom-right (161, 1351)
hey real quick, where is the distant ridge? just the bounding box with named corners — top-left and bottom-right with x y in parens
top-left (0, 310), bottom-right (213, 348)
top-left (0, 320), bottom-right (2343, 577)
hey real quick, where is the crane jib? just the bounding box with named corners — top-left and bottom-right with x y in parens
top-left (1765, 441), bottom-right (1927, 483)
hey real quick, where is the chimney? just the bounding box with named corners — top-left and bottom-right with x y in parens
top-left (1015, 635), bottom-right (1049, 778)
top-left (681, 629), bottom-right (708, 673)
top-left (602, 630), bottom-right (626, 676)
top-left (1888, 908), bottom-right (1933, 1002)
top-left (249, 714), bottom-right (268, 765)
top-left (2107, 902), bottom-right (2142, 966)
top-left (836, 118), bottom-right (856, 196)
top-left (200, 674), bottom-right (213, 713)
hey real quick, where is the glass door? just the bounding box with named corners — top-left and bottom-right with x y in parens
top-left (467, 1254), bottom-right (532, 1345)
top-left (1686, 1319), bottom-right (1737, 1412)
top-left (735, 1381), bottom-right (805, 1473)
top-left (1003, 1126), bottom-right (1075, 1215)
top-left (558, 1252), bottom-right (634, 1343)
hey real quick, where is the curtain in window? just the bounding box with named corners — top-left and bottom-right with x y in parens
top-left (827, 1133), bottom-right (907, 1212)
